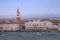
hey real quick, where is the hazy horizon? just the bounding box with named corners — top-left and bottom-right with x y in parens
top-left (0, 0), bottom-right (60, 19)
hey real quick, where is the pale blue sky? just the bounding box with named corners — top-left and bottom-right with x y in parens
top-left (0, 0), bottom-right (60, 19)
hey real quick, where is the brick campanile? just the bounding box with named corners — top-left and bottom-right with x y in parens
top-left (16, 7), bottom-right (21, 25)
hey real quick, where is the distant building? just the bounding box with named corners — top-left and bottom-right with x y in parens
top-left (58, 23), bottom-right (60, 31)
top-left (16, 7), bottom-right (21, 25)
top-left (47, 25), bottom-right (58, 30)
top-left (24, 19), bottom-right (53, 31)
top-left (0, 21), bottom-right (19, 31)
top-left (0, 7), bottom-right (21, 31)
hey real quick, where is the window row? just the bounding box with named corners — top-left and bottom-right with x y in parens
top-left (26, 24), bottom-right (46, 27)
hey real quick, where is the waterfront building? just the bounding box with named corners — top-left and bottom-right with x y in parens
top-left (47, 25), bottom-right (58, 29)
top-left (58, 23), bottom-right (60, 31)
top-left (0, 20), bottom-right (19, 31)
top-left (0, 7), bottom-right (21, 31)
top-left (24, 19), bottom-right (53, 31)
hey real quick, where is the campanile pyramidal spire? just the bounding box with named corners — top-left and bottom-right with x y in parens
top-left (17, 7), bottom-right (20, 17)
top-left (16, 7), bottom-right (21, 25)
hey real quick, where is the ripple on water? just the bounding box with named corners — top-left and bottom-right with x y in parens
top-left (0, 32), bottom-right (60, 40)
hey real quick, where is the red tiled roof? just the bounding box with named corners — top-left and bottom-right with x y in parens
top-left (0, 19), bottom-right (17, 24)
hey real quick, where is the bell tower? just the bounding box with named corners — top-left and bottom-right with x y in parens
top-left (16, 7), bottom-right (21, 25)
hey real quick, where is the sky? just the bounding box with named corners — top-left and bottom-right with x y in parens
top-left (0, 0), bottom-right (60, 19)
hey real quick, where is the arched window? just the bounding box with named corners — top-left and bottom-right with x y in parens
top-left (32, 24), bottom-right (34, 26)
top-left (27, 24), bottom-right (28, 26)
top-left (22, 25), bottom-right (25, 29)
top-left (0, 27), bottom-right (3, 29)
top-left (43, 25), bottom-right (44, 26)
top-left (37, 24), bottom-right (38, 26)
top-left (29, 24), bottom-right (31, 26)
top-left (40, 25), bottom-right (41, 26)
top-left (34, 24), bottom-right (36, 27)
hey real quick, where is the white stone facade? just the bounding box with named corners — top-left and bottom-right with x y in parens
top-left (58, 23), bottom-right (60, 31)
top-left (24, 19), bottom-right (53, 30)
top-left (47, 25), bottom-right (58, 29)
top-left (0, 24), bottom-right (19, 31)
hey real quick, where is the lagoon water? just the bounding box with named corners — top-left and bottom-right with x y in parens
top-left (0, 32), bottom-right (60, 40)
